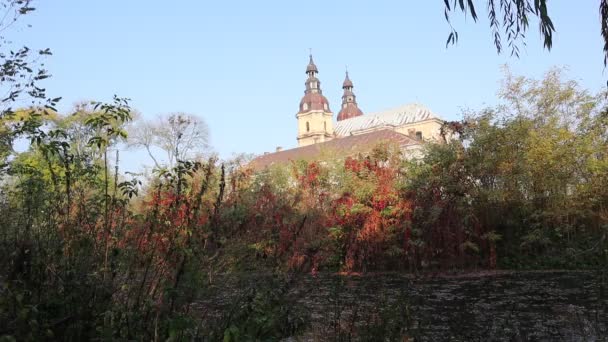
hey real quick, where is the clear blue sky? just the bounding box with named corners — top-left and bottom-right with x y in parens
top-left (13, 1), bottom-right (606, 171)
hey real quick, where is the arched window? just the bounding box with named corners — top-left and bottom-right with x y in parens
top-left (416, 131), bottom-right (423, 140)
top-left (324, 121), bottom-right (327, 131)
top-left (306, 121), bottom-right (310, 132)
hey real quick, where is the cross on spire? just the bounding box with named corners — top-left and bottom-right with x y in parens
top-left (306, 52), bottom-right (318, 75)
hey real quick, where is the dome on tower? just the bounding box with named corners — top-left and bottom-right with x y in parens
top-left (299, 92), bottom-right (330, 113)
top-left (337, 104), bottom-right (364, 121)
top-left (298, 54), bottom-right (331, 114)
top-left (342, 71), bottom-right (353, 88)
top-left (306, 54), bottom-right (318, 74)
top-left (337, 70), bottom-right (363, 121)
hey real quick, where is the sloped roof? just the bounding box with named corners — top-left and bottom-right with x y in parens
top-left (299, 92), bottom-right (331, 113)
top-left (337, 102), bottom-right (364, 121)
top-left (334, 103), bottom-right (439, 136)
top-left (250, 129), bottom-right (419, 169)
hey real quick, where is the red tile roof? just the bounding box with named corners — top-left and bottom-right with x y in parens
top-left (337, 103), bottom-right (364, 121)
top-left (299, 92), bottom-right (331, 113)
top-left (250, 129), bottom-right (419, 169)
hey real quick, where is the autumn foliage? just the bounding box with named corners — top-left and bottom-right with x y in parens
top-left (213, 144), bottom-right (496, 274)
top-left (1, 68), bottom-right (607, 340)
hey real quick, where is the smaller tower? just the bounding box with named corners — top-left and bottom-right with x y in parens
top-left (337, 70), bottom-right (364, 121)
top-left (296, 54), bottom-right (334, 146)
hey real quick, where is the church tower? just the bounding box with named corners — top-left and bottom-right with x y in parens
top-left (337, 70), bottom-right (364, 121)
top-left (296, 55), bottom-right (334, 147)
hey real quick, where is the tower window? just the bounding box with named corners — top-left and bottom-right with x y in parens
top-left (324, 121), bottom-right (327, 131)
top-left (416, 131), bottom-right (423, 140)
top-left (303, 103), bottom-right (308, 111)
top-left (306, 121), bottom-right (310, 132)
top-left (324, 103), bottom-right (328, 110)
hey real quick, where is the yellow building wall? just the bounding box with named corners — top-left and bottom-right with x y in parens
top-left (394, 119), bottom-right (444, 142)
top-left (296, 110), bottom-right (334, 146)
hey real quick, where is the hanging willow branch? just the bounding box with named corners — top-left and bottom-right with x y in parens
top-left (443, 0), bottom-right (555, 57)
top-left (601, 0), bottom-right (608, 66)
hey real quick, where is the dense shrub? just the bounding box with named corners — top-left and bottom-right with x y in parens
top-left (0, 68), bottom-right (607, 339)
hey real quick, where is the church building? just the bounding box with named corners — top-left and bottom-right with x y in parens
top-left (251, 55), bottom-right (445, 169)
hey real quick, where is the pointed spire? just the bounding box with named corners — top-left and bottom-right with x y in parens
top-left (304, 54), bottom-right (321, 95)
top-left (342, 69), bottom-right (353, 89)
top-left (306, 54), bottom-right (318, 75)
top-left (337, 68), bottom-right (363, 121)
top-left (299, 53), bottom-right (330, 114)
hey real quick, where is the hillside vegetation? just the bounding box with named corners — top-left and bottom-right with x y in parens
top-left (1, 68), bottom-right (607, 339)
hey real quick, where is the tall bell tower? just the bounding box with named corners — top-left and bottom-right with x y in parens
top-left (337, 70), bottom-right (364, 121)
top-left (296, 54), bottom-right (334, 147)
